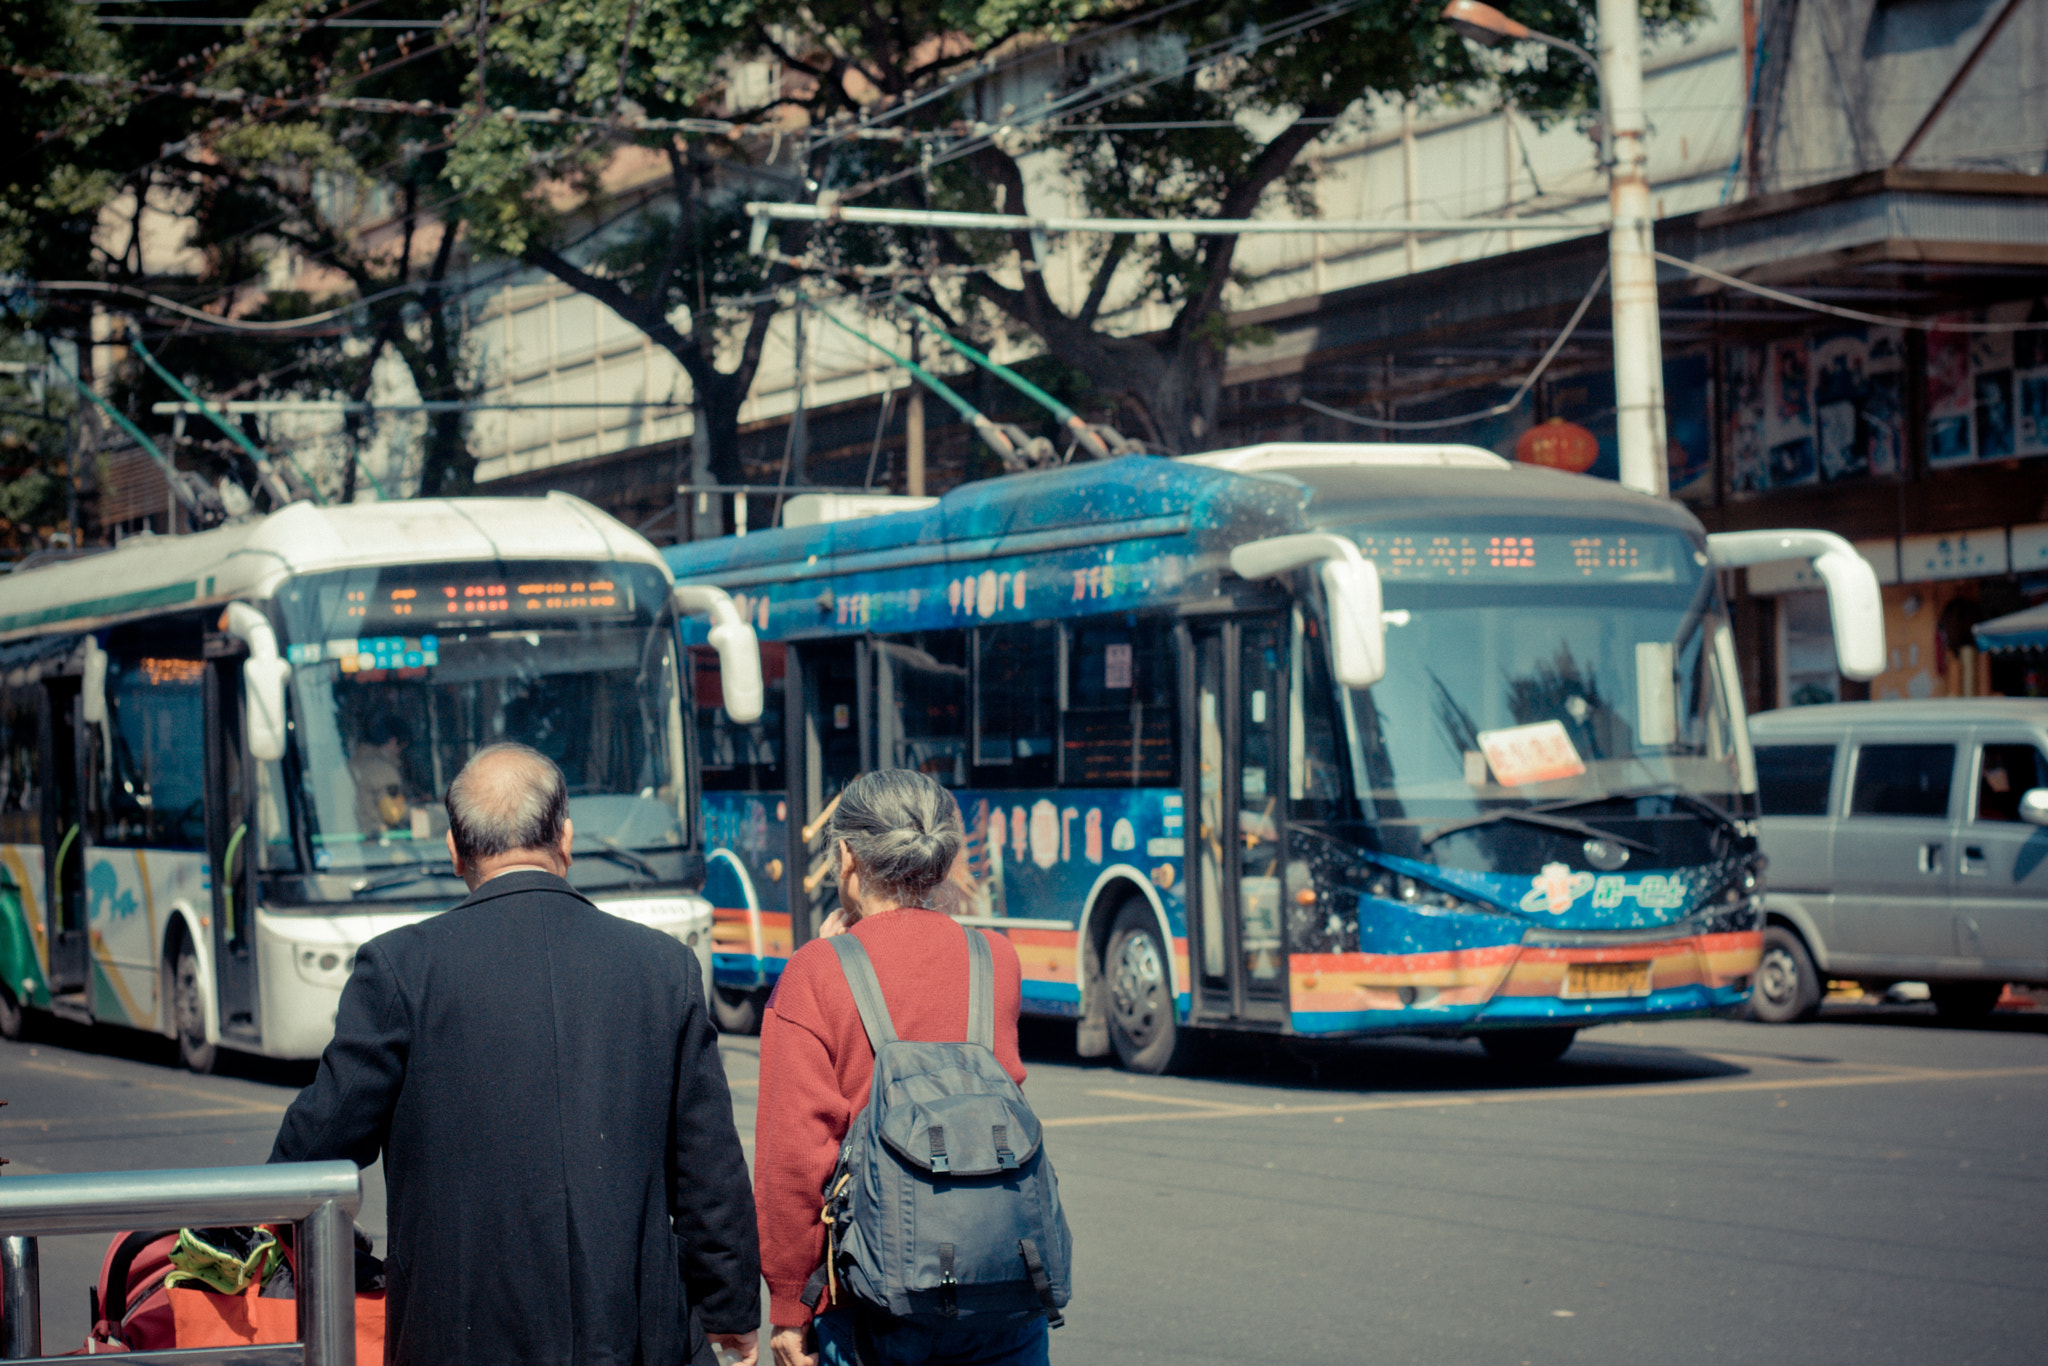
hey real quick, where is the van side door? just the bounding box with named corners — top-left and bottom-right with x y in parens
top-left (1953, 730), bottom-right (2048, 979)
top-left (1827, 737), bottom-right (1962, 979)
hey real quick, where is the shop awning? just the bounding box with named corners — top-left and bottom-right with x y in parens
top-left (1974, 603), bottom-right (2048, 653)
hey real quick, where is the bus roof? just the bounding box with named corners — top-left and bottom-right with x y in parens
top-left (0, 492), bottom-right (664, 640)
top-left (664, 446), bottom-right (1701, 590)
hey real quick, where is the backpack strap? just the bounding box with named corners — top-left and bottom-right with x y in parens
top-left (828, 935), bottom-right (899, 1052)
top-left (964, 922), bottom-right (995, 1051)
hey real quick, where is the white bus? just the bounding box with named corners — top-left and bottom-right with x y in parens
top-left (0, 493), bottom-right (760, 1071)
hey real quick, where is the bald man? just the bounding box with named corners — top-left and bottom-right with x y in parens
top-left (272, 743), bottom-right (760, 1366)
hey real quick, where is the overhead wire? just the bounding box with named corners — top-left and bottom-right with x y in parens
top-left (1301, 263), bottom-right (1609, 431)
top-left (1653, 251), bottom-right (2048, 332)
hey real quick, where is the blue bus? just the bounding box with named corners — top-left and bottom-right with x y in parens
top-left (668, 443), bottom-right (1882, 1070)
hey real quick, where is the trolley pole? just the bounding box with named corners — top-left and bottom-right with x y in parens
top-left (1598, 0), bottom-right (1669, 497)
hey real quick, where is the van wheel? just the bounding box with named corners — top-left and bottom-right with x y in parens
top-left (1105, 903), bottom-right (1193, 1074)
top-left (173, 944), bottom-right (217, 1074)
top-left (1929, 981), bottom-right (2002, 1021)
top-left (711, 986), bottom-right (762, 1035)
top-left (1749, 926), bottom-right (1822, 1023)
top-left (1479, 1027), bottom-right (1577, 1065)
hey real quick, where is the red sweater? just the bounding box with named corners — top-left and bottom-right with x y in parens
top-left (753, 907), bottom-right (1027, 1327)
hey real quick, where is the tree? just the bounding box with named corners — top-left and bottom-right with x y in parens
top-left (5, 0), bottom-right (493, 502)
top-left (170, 0), bottom-right (489, 495)
top-left (777, 0), bottom-right (1705, 453)
top-left (444, 0), bottom-right (1112, 490)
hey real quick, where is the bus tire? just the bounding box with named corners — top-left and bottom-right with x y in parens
top-left (172, 942), bottom-right (217, 1074)
top-left (712, 985), bottom-right (763, 1036)
top-left (1929, 981), bottom-right (2002, 1021)
top-left (1105, 903), bottom-right (1191, 1075)
top-left (0, 982), bottom-right (22, 1041)
top-left (1748, 926), bottom-right (1822, 1024)
top-left (1479, 1027), bottom-right (1577, 1065)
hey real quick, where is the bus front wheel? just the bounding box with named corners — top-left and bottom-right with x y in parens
top-left (712, 986), bottom-right (763, 1036)
top-left (1105, 904), bottom-right (1190, 1074)
top-left (172, 944), bottom-right (217, 1074)
top-left (0, 983), bottom-right (22, 1041)
top-left (1479, 1027), bottom-right (1578, 1066)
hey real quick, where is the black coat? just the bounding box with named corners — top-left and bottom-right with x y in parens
top-left (270, 870), bottom-right (759, 1366)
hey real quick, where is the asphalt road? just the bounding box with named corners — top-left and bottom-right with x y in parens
top-left (4, 1001), bottom-right (2047, 1365)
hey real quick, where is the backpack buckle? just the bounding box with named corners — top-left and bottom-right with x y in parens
top-left (938, 1244), bottom-right (958, 1319)
top-left (927, 1124), bottom-right (951, 1174)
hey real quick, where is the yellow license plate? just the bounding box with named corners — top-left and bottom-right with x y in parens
top-left (1564, 961), bottom-right (1652, 998)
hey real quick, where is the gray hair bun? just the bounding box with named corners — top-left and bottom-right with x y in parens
top-left (828, 770), bottom-right (964, 909)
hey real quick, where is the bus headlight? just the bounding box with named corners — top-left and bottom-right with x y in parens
top-left (294, 946), bottom-right (358, 987)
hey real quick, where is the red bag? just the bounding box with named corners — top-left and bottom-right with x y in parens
top-left (84, 1227), bottom-right (384, 1361)
top-left (85, 1230), bottom-right (180, 1352)
top-left (166, 1282), bottom-right (385, 1363)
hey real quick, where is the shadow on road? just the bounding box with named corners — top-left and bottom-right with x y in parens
top-left (1016, 1016), bottom-right (1751, 1095)
top-left (5, 1014), bottom-right (318, 1090)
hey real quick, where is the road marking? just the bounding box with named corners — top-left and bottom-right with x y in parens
top-left (1, 1103), bottom-right (288, 1129)
top-left (14, 1056), bottom-right (288, 1114)
top-left (1042, 1065), bottom-right (2048, 1129)
top-left (1085, 1088), bottom-right (1261, 1112)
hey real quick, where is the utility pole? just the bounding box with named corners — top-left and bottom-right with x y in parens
top-left (905, 323), bottom-right (926, 495)
top-left (1442, 0), bottom-right (1669, 496)
top-left (1597, 0), bottom-right (1668, 497)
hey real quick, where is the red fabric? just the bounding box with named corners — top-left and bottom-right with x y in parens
top-left (753, 908), bottom-right (1026, 1328)
top-left (161, 1284), bottom-right (384, 1362)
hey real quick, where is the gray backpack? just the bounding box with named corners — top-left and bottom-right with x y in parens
top-left (800, 923), bottom-right (1071, 1330)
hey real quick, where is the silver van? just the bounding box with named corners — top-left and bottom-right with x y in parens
top-left (1748, 700), bottom-right (2048, 1022)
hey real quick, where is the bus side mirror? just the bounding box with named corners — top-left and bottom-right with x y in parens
top-left (1705, 529), bottom-right (1886, 681)
top-left (80, 637), bottom-right (108, 727)
top-left (1229, 533), bottom-right (1389, 688)
top-left (221, 602), bottom-right (292, 762)
top-left (673, 584), bottom-right (764, 724)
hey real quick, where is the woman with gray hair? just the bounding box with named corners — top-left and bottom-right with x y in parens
top-left (753, 770), bottom-right (1042, 1366)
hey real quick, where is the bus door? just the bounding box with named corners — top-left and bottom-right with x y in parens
top-left (42, 675), bottom-right (87, 1004)
top-left (786, 639), bottom-right (865, 948)
top-left (1185, 617), bottom-right (1290, 1025)
top-left (205, 655), bottom-right (259, 1044)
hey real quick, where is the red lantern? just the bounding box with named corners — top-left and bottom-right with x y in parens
top-left (1515, 418), bottom-right (1600, 473)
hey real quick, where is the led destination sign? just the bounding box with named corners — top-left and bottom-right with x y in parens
top-left (1347, 529), bottom-right (1689, 584)
top-left (341, 576), bottom-right (620, 623)
top-left (280, 560), bottom-right (655, 644)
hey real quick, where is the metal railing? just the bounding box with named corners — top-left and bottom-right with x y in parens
top-left (0, 1161), bottom-right (362, 1366)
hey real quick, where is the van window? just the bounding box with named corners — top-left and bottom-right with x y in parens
top-left (1755, 744), bottom-right (1835, 816)
top-left (1849, 744), bottom-right (1955, 819)
top-left (1975, 743), bottom-right (2048, 822)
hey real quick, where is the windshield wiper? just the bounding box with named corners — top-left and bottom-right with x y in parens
top-left (574, 843), bottom-right (667, 884)
top-left (1422, 808), bottom-right (1657, 852)
top-left (352, 862), bottom-right (466, 897)
top-left (1532, 784), bottom-right (1745, 837)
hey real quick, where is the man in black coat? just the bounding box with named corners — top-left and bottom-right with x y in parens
top-left (271, 742), bottom-right (760, 1366)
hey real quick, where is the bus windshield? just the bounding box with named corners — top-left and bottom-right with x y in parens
top-left (1335, 521), bottom-right (1742, 862)
top-left (273, 561), bottom-right (688, 887)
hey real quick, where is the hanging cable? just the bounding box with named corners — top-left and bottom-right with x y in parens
top-left (1653, 251), bottom-right (2048, 332)
top-left (1301, 263), bottom-right (1608, 431)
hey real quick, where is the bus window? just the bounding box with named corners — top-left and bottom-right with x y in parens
top-left (1064, 618), bottom-right (1177, 787)
top-left (874, 633), bottom-right (969, 786)
top-left (99, 650), bottom-right (208, 849)
top-left (697, 642), bottom-right (786, 792)
top-left (972, 622), bottom-right (1057, 787)
top-left (1289, 612), bottom-right (1352, 822)
top-left (0, 689), bottom-right (40, 844)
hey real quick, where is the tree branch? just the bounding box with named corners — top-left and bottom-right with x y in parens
top-left (1171, 105), bottom-right (1338, 343)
